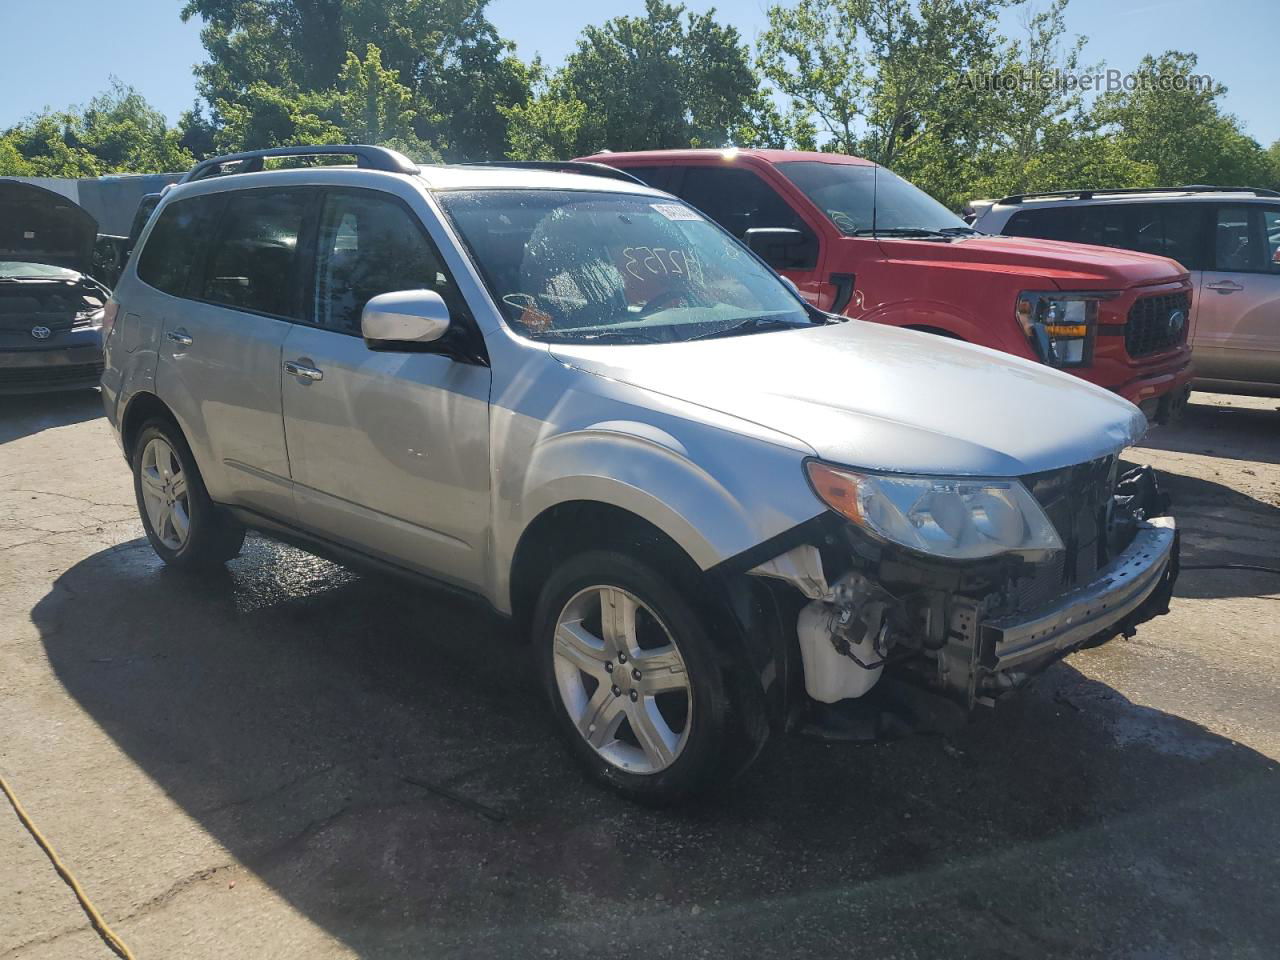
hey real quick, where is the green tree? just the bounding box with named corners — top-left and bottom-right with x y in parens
top-left (77, 81), bottom-right (193, 172)
top-left (507, 0), bottom-right (765, 158)
top-left (336, 44), bottom-right (439, 161)
top-left (0, 135), bottom-right (34, 176)
top-left (0, 82), bottom-right (192, 177)
top-left (961, 0), bottom-right (1153, 205)
top-left (211, 83), bottom-right (344, 152)
top-left (502, 60), bottom-right (589, 161)
top-left (1093, 51), bottom-right (1273, 188)
top-left (758, 0), bottom-right (866, 153)
top-left (759, 0), bottom-right (1010, 167)
top-left (181, 0), bottom-right (530, 159)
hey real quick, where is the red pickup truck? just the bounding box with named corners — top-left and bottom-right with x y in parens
top-left (584, 149), bottom-right (1195, 420)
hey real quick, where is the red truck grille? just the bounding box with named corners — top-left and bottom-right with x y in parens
top-left (1126, 292), bottom-right (1190, 358)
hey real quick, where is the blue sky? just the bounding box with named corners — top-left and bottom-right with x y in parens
top-left (1, 0), bottom-right (1275, 147)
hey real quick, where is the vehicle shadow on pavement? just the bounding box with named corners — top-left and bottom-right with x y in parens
top-left (1156, 469), bottom-right (1280, 600)
top-left (0, 389), bottom-right (103, 444)
top-left (33, 536), bottom-right (1280, 958)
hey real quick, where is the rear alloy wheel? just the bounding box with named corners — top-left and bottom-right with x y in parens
top-left (534, 550), bottom-right (762, 802)
top-left (132, 419), bottom-right (244, 570)
top-left (138, 437), bottom-right (191, 551)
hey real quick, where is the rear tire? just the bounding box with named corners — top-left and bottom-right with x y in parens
top-left (132, 418), bottom-right (244, 570)
top-left (533, 550), bottom-right (764, 803)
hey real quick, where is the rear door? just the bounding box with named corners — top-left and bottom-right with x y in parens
top-left (280, 186), bottom-right (492, 589)
top-left (1195, 204), bottom-right (1280, 386)
top-left (146, 188), bottom-right (310, 518)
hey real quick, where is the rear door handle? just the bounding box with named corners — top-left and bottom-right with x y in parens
top-left (283, 359), bottom-right (324, 381)
top-left (1206, 280), bottom-right (1243, 293)
top-left (166, 329), bottom-right (193, 347)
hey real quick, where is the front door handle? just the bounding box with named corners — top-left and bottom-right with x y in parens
top-left (283, 359), bottom-right (324, 382)
top-left (1206, 280), bottom-right (1243, 293)
top-left (166, 329), bottom-right (193, 347)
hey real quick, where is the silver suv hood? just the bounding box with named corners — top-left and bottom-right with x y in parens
top-left (549, 321), bottom-right (1146, 476)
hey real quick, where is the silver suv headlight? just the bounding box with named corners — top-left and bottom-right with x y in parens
top-left (806, 461), bottom-right (1063, 560)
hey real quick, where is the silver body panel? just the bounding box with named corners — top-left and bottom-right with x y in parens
top-left (107, 165), bottom-right (1151, 615)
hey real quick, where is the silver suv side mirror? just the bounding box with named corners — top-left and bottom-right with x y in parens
top-left (362, 290), bottom-right (451, 350)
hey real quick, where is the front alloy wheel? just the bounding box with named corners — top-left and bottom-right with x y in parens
top-left (534, 550), bottom-right (766, 802)
top-left (553, 585), bottom-right (692, 774)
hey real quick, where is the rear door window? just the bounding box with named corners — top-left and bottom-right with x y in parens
top-left (1261, 206), bottom-right (1280, 274)
top-left (200, 189), bottom-right (312, 318)
top-left (1070, 204), bottom-right (1133, 249)
top-left (1128, 203), bottom-right (1208, 269)
top-left (311, 189), bottom-right (469, 334)
top-left (135, 194), bottom-right (222, 297)
top-left (1212, 205), bottom-right (1267, 273)
top-left (1155, 203), bottom-right (1209, 270)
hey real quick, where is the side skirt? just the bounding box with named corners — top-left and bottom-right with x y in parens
top-left (223, 505), bottom-right (511, 624)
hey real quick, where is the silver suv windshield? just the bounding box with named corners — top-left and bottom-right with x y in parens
top-left (438, 189), bottom-right (816, 344)
top-left (778, 161), bottom-right (974, 238)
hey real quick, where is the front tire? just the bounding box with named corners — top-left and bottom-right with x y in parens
top-left (132, 419), bottom-right (244, 569)
top-left (533, 550), bottom-right (763, 803)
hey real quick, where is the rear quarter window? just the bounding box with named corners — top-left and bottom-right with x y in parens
top-left (135, 194), bottom-right (221, 297)
top-left (1004, 207), bottom-right (1074, 241)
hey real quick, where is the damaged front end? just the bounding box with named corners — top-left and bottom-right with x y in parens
top-left (745, 460), bottom-right (1178, 732)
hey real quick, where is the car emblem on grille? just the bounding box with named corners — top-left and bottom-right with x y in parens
top-left (30, 325), bottom-right (52, 340)
top-left (1166, 309), bottom-right (1185, 337)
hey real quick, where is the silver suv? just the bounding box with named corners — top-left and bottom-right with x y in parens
top-left (103, 146), bottom-right (1180, 802)
top-left (972, 187), bottom-right (1280, 398)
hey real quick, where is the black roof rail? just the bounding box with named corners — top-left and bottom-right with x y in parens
top-left (998, 184), bottom-right (1280, 205)
top-left (462, 160), bottom-right (647, 186)
top-left (179, 144), bottom-right (419, 184)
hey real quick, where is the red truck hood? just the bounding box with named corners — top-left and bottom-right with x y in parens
top-left (868, 234), bottom-right (1188, 289)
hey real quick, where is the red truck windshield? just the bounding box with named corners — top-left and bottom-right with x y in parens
top-left (778, 161), bottom-right (973, 238)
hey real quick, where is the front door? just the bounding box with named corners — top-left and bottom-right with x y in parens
top-left (1195, 204), bottom-right (1280, 386)
top-left (281, 187), bottom-right (492, 590)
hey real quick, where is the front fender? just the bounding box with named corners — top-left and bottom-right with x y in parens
top-left (860, 299), bottom-right (983, 342)
top-left (490, 414), bottom-right (823, 614)
top-left (860, 299), bottom-right (1033, 360)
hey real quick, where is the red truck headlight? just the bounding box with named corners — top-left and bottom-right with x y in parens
top-left (1015, 292), bottom-right (1110, 367)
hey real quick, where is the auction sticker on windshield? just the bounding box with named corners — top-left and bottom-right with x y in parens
top-left (651, 203), bottom-right (702, 221)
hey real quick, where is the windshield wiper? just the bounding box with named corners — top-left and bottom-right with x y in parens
top-left (937, 226), bottom-right (980, 236)
top-left (850, 227), bottom-right (952, 239)
top-left (540, 328), bottom-right (669, 345)
top-left (685, 316), bottom-right (807, 342)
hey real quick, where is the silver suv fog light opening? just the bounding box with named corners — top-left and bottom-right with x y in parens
top-left (552, 585), bottom-right (692, 774)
